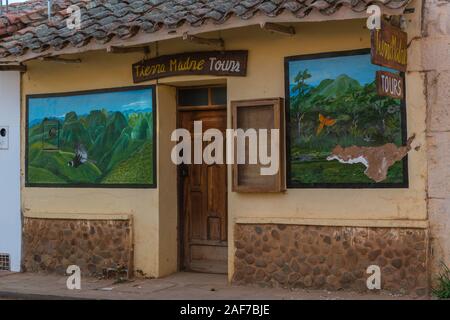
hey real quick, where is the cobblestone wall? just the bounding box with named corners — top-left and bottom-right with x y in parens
top-left (233, 224), bottom-right (429, 296)
top-left (22, 218), bottom-right (133, 276)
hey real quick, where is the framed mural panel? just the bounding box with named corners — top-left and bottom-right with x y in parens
top-left (26, 85), bottom-right (157, 188)
top-left (285, 49), bottom-right (408, 188)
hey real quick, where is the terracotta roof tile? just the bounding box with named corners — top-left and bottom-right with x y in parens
top-left (0, 0), bottom-right (411, 60)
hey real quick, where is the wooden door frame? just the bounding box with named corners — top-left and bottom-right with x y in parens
top-left (176, 85), bottom-right (228, 272)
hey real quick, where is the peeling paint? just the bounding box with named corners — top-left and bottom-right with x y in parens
top-left (327, 135), bottom-right (415, 182)
top-left (327, 155), bottom-right (369, 168)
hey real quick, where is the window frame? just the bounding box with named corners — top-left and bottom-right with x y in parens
top-left (177, 85), bottom-right (227, 111)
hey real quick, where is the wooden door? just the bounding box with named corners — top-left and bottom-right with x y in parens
top-left (178, 108), bottom-right (228, 274)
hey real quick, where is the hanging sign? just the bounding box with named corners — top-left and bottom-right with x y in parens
top-left (376, 70), bottom-right (404, 99)
top-left (132, 50), bottom-right (248, 83)
top-left (371, 21), bottom-right (407, 72)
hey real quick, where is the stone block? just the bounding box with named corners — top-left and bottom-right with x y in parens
top-left (421, 37), bottom-right (450, 71)
top-left (427, 132), bottom-right (450, 198)
top-left (428, 198), bottom-right (450, 277)
top-left (427, 71), bottom-right (450, 131)
top-left (424, 1), bottom-right (450, 36)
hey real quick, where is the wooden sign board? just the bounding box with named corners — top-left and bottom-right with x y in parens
top-left (376, 70), bottom-right (404, 99)
top-left (371, 21), bottom-right (407, 72)
top-left (132, 50), bottom-right (248, 83)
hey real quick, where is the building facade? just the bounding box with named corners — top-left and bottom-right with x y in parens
top-left (0, 0), bottom-right (448, 297)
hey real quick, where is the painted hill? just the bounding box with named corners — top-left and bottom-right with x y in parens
top-left (99, 127), bottom-right (143, 171)
top-left (311, 74), bottom-right (361, 98)
top-left (102, 142), bottom-right (153, 184)
top-left (60, 111), bottom-right (93, 151)
top-left (28, 145), bottom-right (102, 184)
top-left (90, 111), bottom-right (128, 163)
top-left (131, 116), bottom-right (150, 140)
top-left (85, 109), bottom-right (107, 139)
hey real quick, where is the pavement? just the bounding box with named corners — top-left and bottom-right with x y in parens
top-left (0, 271), bottom-right (425, 300)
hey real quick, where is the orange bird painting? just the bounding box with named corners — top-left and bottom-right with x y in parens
top-left (316, 113), bottom-right (336, 135)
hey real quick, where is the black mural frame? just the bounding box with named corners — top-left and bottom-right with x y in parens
top-left (25, 85), bottom-right (157, 189)
top-left (284, 48), bottom-right (409, 189)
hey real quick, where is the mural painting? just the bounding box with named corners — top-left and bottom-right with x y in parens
top-left (26, 86), bottom-right (156, 187)
top-left (285, 50), bottom-right (408, 187)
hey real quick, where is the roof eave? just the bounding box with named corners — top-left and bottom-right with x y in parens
top-left (0, 7), bottom-right (406, 64)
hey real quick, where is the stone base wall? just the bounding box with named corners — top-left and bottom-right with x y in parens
top-left (233, 224), bottom-right (429, 296)
top-left (22, 218), bottom-right (133, 276)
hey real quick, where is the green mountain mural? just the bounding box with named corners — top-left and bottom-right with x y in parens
top-left (27, 108), bottom-right (154, 186)
top-left (288, 66), bottom-right (404, 185)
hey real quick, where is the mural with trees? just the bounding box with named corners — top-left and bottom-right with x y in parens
top-left (285, 51), bottom-right (407, 186)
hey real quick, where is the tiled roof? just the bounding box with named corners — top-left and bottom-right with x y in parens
top-left (0, 0), bottom-right (411, 61)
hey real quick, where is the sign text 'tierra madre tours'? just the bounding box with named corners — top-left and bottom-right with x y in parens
top-left (132, 51), bottom-right (248, 83)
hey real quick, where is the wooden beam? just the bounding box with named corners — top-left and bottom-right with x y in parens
top-left (260, 22), bottom-right (295, 35)
top-left (182, 33), bottom-right (224, 48)
top-left (0, 64), bottom-right (27, 72)
top-left (39, 57), bottom-right (82, 64)
top-left (107, 45), bottom-right (150, 54)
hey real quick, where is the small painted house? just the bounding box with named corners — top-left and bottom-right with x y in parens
top-left (0, 0), bottom-right (449, 296)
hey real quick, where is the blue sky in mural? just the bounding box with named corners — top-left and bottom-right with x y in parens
top-left (28, 88), bottom-right (153, 123)
top-left (289, 53), bottom-right (388, 87)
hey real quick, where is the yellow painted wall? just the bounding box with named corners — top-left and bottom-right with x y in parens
top-left (156, 85), bottom-right (178, 276)
top-left (21, 17), bottom-right (427, 278)
top-left (21, 51), bottom-right (163, 275)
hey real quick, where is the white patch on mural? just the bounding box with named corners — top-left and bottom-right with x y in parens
top-left (326, 155), bottom-right (369, 168)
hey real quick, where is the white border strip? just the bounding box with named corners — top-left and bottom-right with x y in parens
top-left (23, 212), bottom-right (131, 221)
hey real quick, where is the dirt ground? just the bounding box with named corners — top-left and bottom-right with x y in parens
top-left (0, 271), bottom-right (427, 300)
